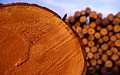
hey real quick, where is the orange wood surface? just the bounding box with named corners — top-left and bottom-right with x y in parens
top-left (0, 3), bottom-right (85, 75)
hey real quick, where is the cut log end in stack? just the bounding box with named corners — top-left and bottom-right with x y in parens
top-left (65, 7), bottom-right (120, 75)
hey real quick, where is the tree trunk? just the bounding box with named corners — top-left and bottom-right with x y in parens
top-left (0, 3), bottom-right (85, 75)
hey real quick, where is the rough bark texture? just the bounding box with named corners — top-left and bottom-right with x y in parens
top-left (0, 3), bottom-right (85, 75)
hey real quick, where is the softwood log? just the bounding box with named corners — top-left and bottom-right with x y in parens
top-left (0, 3), bottom-right (85, 75)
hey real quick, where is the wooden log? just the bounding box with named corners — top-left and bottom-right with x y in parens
top-left (89, 22), bottom-right (96, 28)
top-left (116, 59), bottom-right (120, 66)
top-left (88, 40), bottom-right (95, 47)
top-left (85, 47), bottom-right (90, 53)
top-left (113, 17), bottom-right (120, 24)
top-left (74, 21), bottom-right (80, 28)
top-left (116, 33), bottom-right (120, 39)
top-left (89, 11), bottom-right (97, 20)
top-left (101, 54), bottom-right (108, 62)
top-left (110, 35), bottom-right (117, 42)
top-left (68, 16), bottom-right (75, 24)
top-left (87, 52), bottom-right (94, 59)
top-left (101, 43), bottom-right (109, 51)
top-left (111, 47), bottom-right (118, 54)
top-left (82, 38), bottom-right (88, 45)
top-left (82, 27), bottom-right (88, 34)
top-left (107, 24), bottom-right (113, 31)
top-left (88, 28), bottom-right (95, 35)
top-left (91, 46), bottom-right (97, 53)
top-left (73, 25), bottom-right (82, 34)
top-left (95, 32), bottom-right (101, 39)
top-left (85, 7), bottom-right (91, 16)
top-left (100, 28), bottom-right (108, 36)
top-left (114, 25), bottom-right (120, 32)
top-left (117, 52), bottom-right (120, 56)
top-left (107, 13), bottom-right (114, 21)
top-left (79, 16), bottom-right (87, 23)
top-left (78, 31), bottom-right (84, 38)
top-left (94, 53), bottom-right (100, 60)
top-left (90, 59), bottom-right (97, 66)
top-left (74, 11), bottom-right (81, 19)
top-left (98, 48), bottom-right (103, 55)
top-left (88, 35), bottom-right (95, 41)
top-left (0, 3), bottom-right (85, 75)
top-left (97, 13), bottom-right (103, 19)
top-left (96, 26), bottom-right (102, 31)
top-left (105, 60), bottom-right (113, 68)
top-left (111, 54), bottom-right (119, 61)
top-left (106, 50), bottom-right (113, 56)
top-left (97, 59), bottom-right (102, 65)
top-left (81, 10), bottom-right (86, 16)
top-left (102, 36), bottom-right (109, 42)
top-left (108, 41), bottom-right (114, 47)
top-left (116, 12), bottom-right (120, 18)
top-left (102, 18), bottom-right (110, 26)
top-left (96, 18), bottom-right (102, 25)
top-left (108, 32), bottom-right (113, 36)
top-left (83, 25), bottom-right (89, 29)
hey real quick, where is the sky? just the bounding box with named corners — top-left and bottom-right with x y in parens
top-left (0, 0), bottom-right (120, 18)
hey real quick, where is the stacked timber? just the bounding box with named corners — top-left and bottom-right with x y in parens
top-left (65, 7), bottom-right (120, 75)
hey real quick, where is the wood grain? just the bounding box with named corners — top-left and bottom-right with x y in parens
top-left (0, 3), bottom-right (85, 75)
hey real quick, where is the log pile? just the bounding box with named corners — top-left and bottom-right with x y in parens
top-left (65, 7), bottom-right (120, 75)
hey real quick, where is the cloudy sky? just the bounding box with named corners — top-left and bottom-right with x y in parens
top-left (0, 0), bottom-right (120, 18)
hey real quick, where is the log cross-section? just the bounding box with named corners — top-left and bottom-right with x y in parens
top-left (0, 3), bottom-right (85, 75)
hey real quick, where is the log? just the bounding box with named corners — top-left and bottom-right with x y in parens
top-left (88, 35), bottom-right (95, 41)
top-left (0, 3), bottom-right (85, 75)
top-left (90, 59), bottom-right (97, 66)
top-left (97, 59), bottom-right (102, 65)
top-left (85, 47), bottom-right (90, 53)
top-left (91, 46), bottom-right (97, 53)
top-left (79, 16), bottom-right (86, 23)
top-left (102, 36), bottom-right (109, 42)
top-left (89, 22), bottom-right (96, 28)
top-left (82, 38), bottom-right (88, 45)
top-left (110, 35), bottom-right (117, 42)
top-left (106, 50), bottom-right (113, 56)
top-left (95, 32), bottom-right (101, 39)
top-left (85, 7), bottom-right (91, 16)
top-left (114, 40), bottom-right (120, 47)
top-left (116, 33), bottom-right (120, 39)
top-left (107, 24), bottom-right (113, 31)
top-left (101, 43), bottom-right (109, 51)
top-left (101, 54), bottom-right (108, 62)
top-left (114, 25), bottom-right (120, 32)
top-left (88, 28), bottom-right (95, 35)
top-left (88, 40), bottom-right (95, 47)
top-left (105, 60), bottom-right (113, 68)
top-left (111, 47), bottom-right (118, 54)
top-left (107, 13), bottom-right (114, 21)
top-left (100, 28), bottom-right (108, 36)
top-left (111, 54), bottom-right (119, 61)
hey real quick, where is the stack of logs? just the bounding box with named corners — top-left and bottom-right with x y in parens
top-left (65, 8), bottom-right (120, 75)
